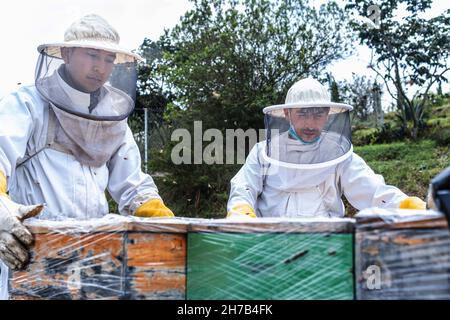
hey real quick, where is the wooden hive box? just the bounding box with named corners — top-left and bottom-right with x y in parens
top-left (124, 219), bottom-right (187, 299)
top-left (9, 216), bottom-right (188, 300)
top-left (186, 218), bottom-right (355, 300)
top-left (355, 208), bottom-right (450, 300)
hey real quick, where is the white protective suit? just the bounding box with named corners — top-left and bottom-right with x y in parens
top-left (227, 140), bottom-right (408, 218)
top-left (0, 83), bottom-right (161, 299)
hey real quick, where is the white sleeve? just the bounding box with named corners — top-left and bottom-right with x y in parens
top-left (340, 153), bottom-right (408, 210)
top-left (0, 91), bottom-right (34, 180)
top-left (107, 126), bottom-right (161, 215)
top-left (227, 143), bottom-right (264, 211)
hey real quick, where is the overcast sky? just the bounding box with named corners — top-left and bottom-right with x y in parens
top-left (0, 0), bottom-right (193, 97)
top-left (0, 0), bottom-right (448, 104)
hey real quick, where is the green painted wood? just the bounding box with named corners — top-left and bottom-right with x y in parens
top-left (187, 232), bottom-right (354, 300)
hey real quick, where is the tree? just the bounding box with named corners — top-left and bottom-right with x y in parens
top-left (145, 0), bottom-right (356, 216)
top-left (372, 81), bottom-right (384, 127)
top-left (346, 0), bottom-right (450, 138)
top-left (166, 0), bottom-right (355, 124)
top-left (130, 36), bottom-right (178, 158)
top-left (340, 74), bottom-right (375, 124)
top-left (329, 77), bottom-right (342, 103)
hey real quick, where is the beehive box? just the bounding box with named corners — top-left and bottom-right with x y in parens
top-left (186, 218), bottom-right (355, 300)
top-left (18, 212), bottom-right (448, 300)
top-left (355, 208), bottom-right (450, 300)
top-left (9, 215), bottom-right (188, 300)
top-left (124, 221), bottom-right (187, 299)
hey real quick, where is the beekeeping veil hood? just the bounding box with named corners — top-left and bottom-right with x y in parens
top-left (263, 78), bottom-right (353, 171)
top-left (34, 14), bottom-right (143, 167)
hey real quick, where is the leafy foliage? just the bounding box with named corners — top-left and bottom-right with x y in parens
top-left (346, 0), bottom-right (450, 138)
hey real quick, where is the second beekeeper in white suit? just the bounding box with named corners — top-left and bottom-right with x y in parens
top-left (227, 78), bottom-right (426, 218)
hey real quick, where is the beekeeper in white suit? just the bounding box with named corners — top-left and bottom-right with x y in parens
top-left (227, 78), bottom-right (426, 218)
top-left (0, 14), bottom-right (174, 299)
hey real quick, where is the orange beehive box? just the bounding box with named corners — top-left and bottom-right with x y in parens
top-left (9, 216), bottom-right (188, 300)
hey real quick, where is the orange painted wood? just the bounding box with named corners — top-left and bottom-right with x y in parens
top-left (9, 218), bottom-right (188, 300)
top-left (125, 232), bottom-right (186, 299)
top-left (11, 232), bottom-right (124, 299)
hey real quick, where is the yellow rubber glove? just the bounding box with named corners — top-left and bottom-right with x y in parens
top-left (1, 171), bottom-right (7, 195)
top-left (227, 203), bottom-right (257, 219)
top-left (399, 196), bottom-right (426, 210)
top-left (135, 199), bottom-right (175, 218)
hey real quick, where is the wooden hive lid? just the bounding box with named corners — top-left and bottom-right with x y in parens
top-left (187, 217), bottom-right (355, 234)
top-left (23, 216), bottom-right (356, 234)
top-left (23, 215), bottom-right (191, 234)
top-left (355, 208), bottom-right (448, 230)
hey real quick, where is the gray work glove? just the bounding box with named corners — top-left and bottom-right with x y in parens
top-left (0, 195), bottom-right (43, 270)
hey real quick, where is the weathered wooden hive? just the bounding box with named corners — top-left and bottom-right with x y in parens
top-left (9, 215), bottom-right (188, 300)
top-left (355, 208), bottom-right (450, 300)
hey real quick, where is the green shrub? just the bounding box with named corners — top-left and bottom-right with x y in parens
top-left (425, 125), bottom-right (450, 146)
top-left (354, 140), bottom-right (449, 201)
top-left (352, 123), bottom-right (405, 146)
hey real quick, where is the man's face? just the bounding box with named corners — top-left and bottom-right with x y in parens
top-left (285, 107), bottom-right (330, 142)
top-left (61, 47), bottom-right (116, 93)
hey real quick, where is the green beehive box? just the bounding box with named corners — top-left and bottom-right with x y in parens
top-left (187, 218), bottom-right (355, 300)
